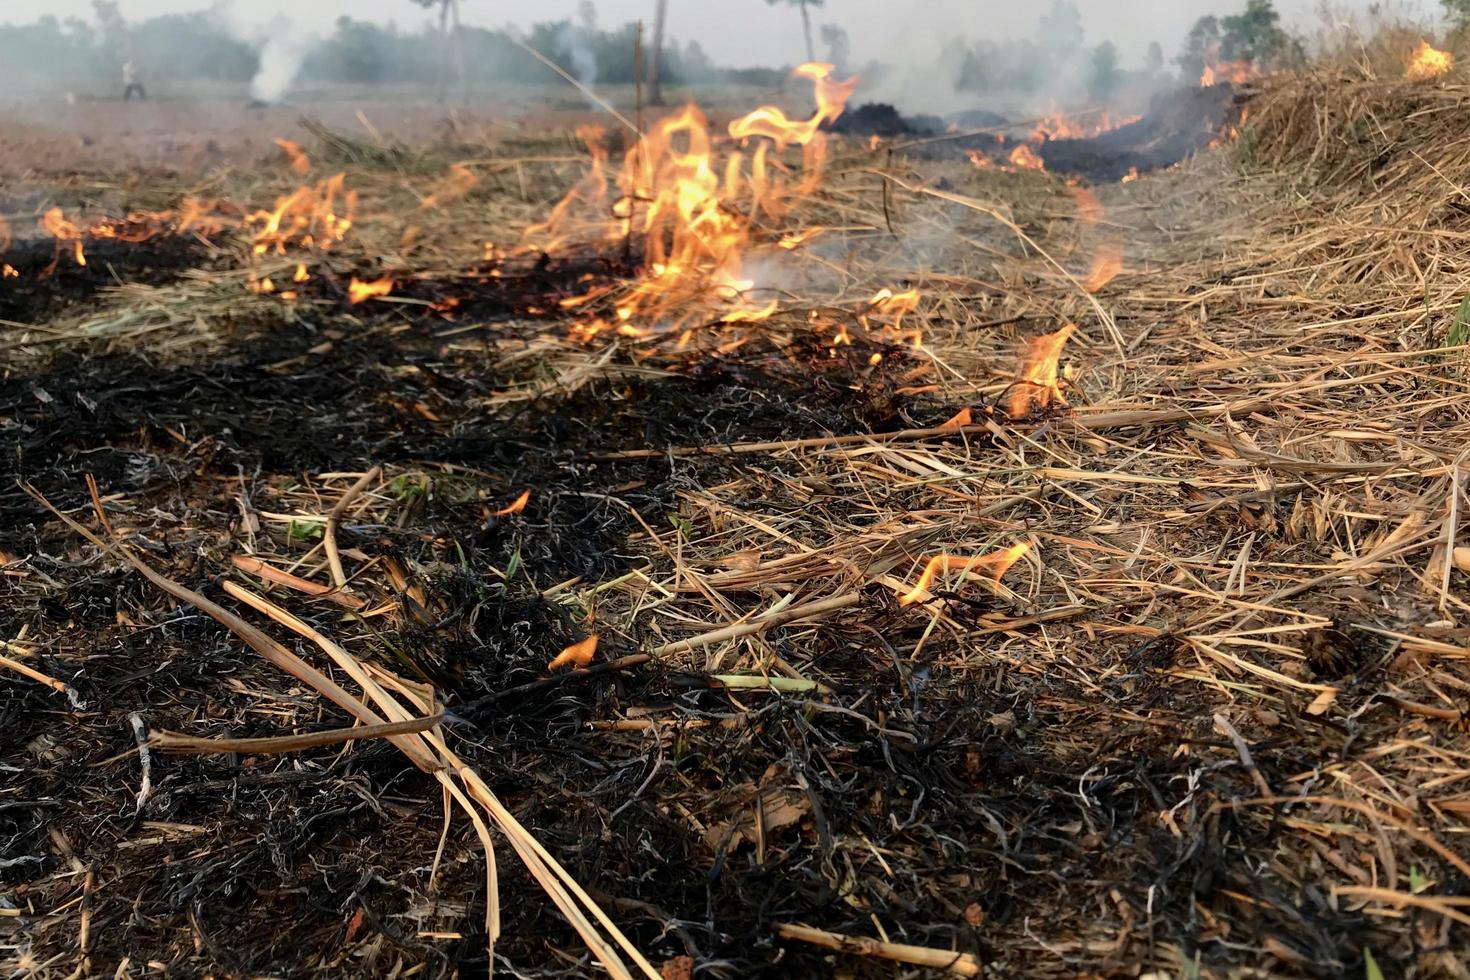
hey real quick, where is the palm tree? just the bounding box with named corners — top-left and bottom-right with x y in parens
top-left (765, 0), bottom-right (825, 63)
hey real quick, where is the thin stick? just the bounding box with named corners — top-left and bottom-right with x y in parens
top-left (774, 923), bottom-right (981, 977)
top-left (324, 466), bottom-right (380, 590)
top-left (149, 712), bottom-right (445, 755)
top-left (231, 554), bottom-right (367, 609)
top-left (648, 593), bottom-right (861, 657)
top-left (0, 649), bottom-right (83, 708)
top-left (128, 712), bottom-right (151, 814)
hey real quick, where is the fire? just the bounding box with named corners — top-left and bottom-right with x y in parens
top-left (1008, 324), bottom-right (1077, 419)
top-left (864, 288), bottom-right (923, 346)
top-left (248, 173), bottom-right (357, 256)
top-left (939, 407), bottom-right (973, 430)
top-left (1082, 244), bottom-right (1123, 293)
top-left (491, 489), bottom-right (530, 517)
top-left (422, 162), bottom-right (478, 209)
top-left (1121, 167), bottom-right (1139, 184)
top-left (293, 263), bottom-right (310, 283)
top-left (1200, 56), bottom-right (1256, 87)
top-left (1008, 144), bottom-right (1046, 172)
top-left (274, 138), bottom-right (311, 176)
top-left (1031, 105), bottom-right (1140, 142)
top-left (1407, 40), bottom-right (1453, 80)
top-left (2, 264), bottom-right (17, 279)
top-left (898, 543), bottom-right (1032, 606)
top-left (548, 634), bottom-right (598, 671)
top-left (39, 207), bottom-right (86, 270)
top-left (348, 276), bottom-right (393, 304)
top-left (530, 62), bottom-right (858, 341)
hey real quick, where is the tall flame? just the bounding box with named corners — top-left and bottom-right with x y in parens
top-left (1008, 324), bottom-right (1077, 418)
top-left (530, 62), bottom-right (858, 341)
top-left (1406, 40), bottom-right (1453, 80)
top-left (899, 543), bottom-right (1032, 606)
top-left (39, 208), bottom-right (86, 270)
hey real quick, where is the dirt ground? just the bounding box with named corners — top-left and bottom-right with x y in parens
top-left (2, 74), bottom-right (1469, 979)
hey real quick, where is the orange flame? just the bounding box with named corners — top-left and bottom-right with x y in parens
top-left (248, 173), bottom-right (356, 256)
top-left (274, 138), bottom-right (311, 176)
top-left (548, 634), bottom-right (598, 671)
top-left (39, 208), bottom-right (86, 269)
top-left (1200, 52), bottom-right (1256, 87)
top-left (939, 407), bottom-right (973, 430)
top-left (1008, 324), bottom-right (1077, 418)
top-left (529, 62), bottom-right (858, 341)
top-left (1407, 40), bottom-right (1453, 80)
top-left (293, 262), bottom-right (310, 283)
top-left (2, 264), bottom-right (17, 279)
top-left (1008, 144), bottom-right (1046, 172)
top-left (1031, 104), bottom-right (1140, 142)
top-left (348, 276), bottom-right (393, 304)
top-left (899, 543), bottom-right (1032, 606)
top-left (491, 489), bottom-right (530, 516)
top-left (421, 162), bottom-right (478, 209)
top-left (1082, 244), bottom-right (1123, 293)
top-left (864, 287), bottom-right (923, 346)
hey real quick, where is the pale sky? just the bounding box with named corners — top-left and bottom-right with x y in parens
top-left (0, 0), bottom-right (1435, 67)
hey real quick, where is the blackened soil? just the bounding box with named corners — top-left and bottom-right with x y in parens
top-left (0, 236), bottom-right (212, 324)
top-left (1, 315), bottom-right (918, 585)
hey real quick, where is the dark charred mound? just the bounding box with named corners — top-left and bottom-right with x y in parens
top-left (847, 84), bottom-right (1245, 181)
top-left (1035, 83), bottom-right (1243, 181)
top-left (0, 236), bottom-right (211, 324)
top-left (824, 102), bottom-right (946, 137)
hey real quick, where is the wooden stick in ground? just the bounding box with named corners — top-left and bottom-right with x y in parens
top-left (774, 923), bottom-right (982, 977)
top-left (647, 592), bottom-right (862, 658)
top-left (324, 466), bottom-right (381, 590)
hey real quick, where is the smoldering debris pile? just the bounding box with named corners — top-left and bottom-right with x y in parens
top-left (830, 82), bottom-right (1247, 182)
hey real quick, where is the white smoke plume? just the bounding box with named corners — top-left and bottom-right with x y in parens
top-left (250, 17), bottom-right (312, 104)
top-left (211, 2), bottom-right (313, 105)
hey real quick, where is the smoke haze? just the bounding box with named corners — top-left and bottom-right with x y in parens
top-left (0, 0), bottom-right (1427, 69)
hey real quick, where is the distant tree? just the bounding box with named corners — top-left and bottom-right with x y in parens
top-left (1446, 0), bottom-right (1470, 28)
top-left (1177, 14), bottom-right (1221, 79)
top-left (647, 0), bottom-right (668, 105)
top-left (409, 0), bottom-right (465, 102)
top-left (1220, 0), bottom-right (1292, 65)
top-left (1145, 40), bottom-right (1164, 74)
top-left (1037, 0), bottom-right (1085, 56)
top-left (820, 23), bottom-right (850, 71)
top-left (1089, 40), bottom-right (1120, 100)
top-left (765, 0), bottom-right (824, 63)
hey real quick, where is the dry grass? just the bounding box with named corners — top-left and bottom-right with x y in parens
top-left (3, 67), bottom-right (1470, 977)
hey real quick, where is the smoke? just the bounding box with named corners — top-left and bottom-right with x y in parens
top-left (250, 16), bottom-right (312, 104)
top-left (211, 3), bottom-right (312, 105)
top-left (556, 22), bottom-right (599, 93)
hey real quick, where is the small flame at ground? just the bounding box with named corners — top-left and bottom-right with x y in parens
top-left (899, 543), bottom-right (1032, 606)
top-left (1082, 244), bottom-right (1124, 293)
top-left (348, 276), bottom-right (393, 304)
top-left (1008, 324), bottom-right (1077, 419)
top-left (421, 162), bottom-right (478, 209)
top-left (1008, 144), bottom-right (1046, 172)
top-left (1200, 56), bottom-right (1256, 87)
top-left (1407, 40), bottom-right (1453, 80)
top-left (274, 138), bottom-right (311, 176)
top-left (939, 407), bottom-right (973, 430)
top-left (548, 634), bottom-right (598, 671)
top-left (39, 208), bottom-right (86, 271)
top-left (491, 489), bottom-right (530, 516)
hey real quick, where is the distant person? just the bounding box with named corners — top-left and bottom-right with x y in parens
top-left (122, 61), bottom-right (146, 102)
